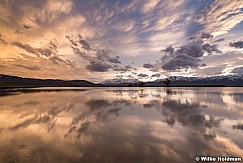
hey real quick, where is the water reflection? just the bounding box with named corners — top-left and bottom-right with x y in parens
top-left (0, 87), bottom-right (243, 163)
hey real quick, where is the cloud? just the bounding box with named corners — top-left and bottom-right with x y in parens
top-left (177, 40), bottom-right (204, 57)
top-left (12, 41), bottom-right (75, 66)
top-left (230, 40), bottom-right (243, 49)
top-left (12, 41), bottom-right (57, 57)
top-left (116, 75), bottom-right (123, 78)
top-left (137, 73), bottom-right (149, 78)
top-left (68, 33), bottom-right (122, 66)
top-left (160, 39), bottom-right (204, 70)
top-left (143, 63), bottom-right (154, 69)
top-left (202, 43), bottom-right (222, 54)
top-left (231, 67), bottom-right (243, 74)
top-left (12, 42), bottom-right (37, 55)
top-left (161, 46), bottom-right (174, 53)
top-left (73, 47), bottom-right (123, 72)
top-left (49, 56), bottom-right (66, 65)
top-left (195, 64), bottom-right (226, 76)
top-left (96, 49), bottom-right (121, 64)
top-left (201, 32), bottom-right (213, 39)
top-left (197, 1), bottom-right (243, 36)
top-left (0, 34), bottom-right (8, 44)
top-left (66, 35), bottom-right (78, 46)
top-left (69, 35), bottom-right (124, 72)
top-left (72, 47), bottom-right (92, 61)
top-left (151, 73), bottom-right (161, 78)
top-left (160, 34), bottom-right (224, 71)
top-left (0, 53), bottom-right (83, 80)
top-left (141, 0), bottom-right (160, 13)
top-left (161, 52), bottom-right (200, 70)
top-left (14, 64), bottom-right (41, 70)
top-left (200, 63), bottom-right (207, 67)
top-left (78, 35), bottom-right (91, 50)
top-left (37, 0), bottom-right (73, 24)
top-left (232, 123), bottom-right (243, 130)
top-left (213, 38), bottom-right (225, 43)
top-left (37, 48), bottom-right (53, 57)
top-left (23, 24), bottom-right (32, 29)
top-left (86, 60), bottom-right (112, 72)
top-left (66, 34), bottom-right (92, 50)
top-left (113, 65), bottom-right (133, 72)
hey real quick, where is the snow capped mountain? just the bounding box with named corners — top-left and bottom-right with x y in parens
top-left (102, 78), bottom-right (140, 85)
top-left (153, 74), bottom-right (243, 86)
top-left (103, 74), bottom-right (243, 86)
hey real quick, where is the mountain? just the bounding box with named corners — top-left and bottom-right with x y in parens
top-left (148, 75), bottom-right (243, 86)
top-left (102, 75), bottom-right (243, 86)
top-left (0, 74), bottom-right (97, 87)
top-left (102, 78), bottom-right (140, 86)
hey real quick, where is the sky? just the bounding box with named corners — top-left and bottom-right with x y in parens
top-left (0, 0), bottom-right (243, 82)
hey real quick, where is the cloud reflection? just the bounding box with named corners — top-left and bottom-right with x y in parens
top-left (0, 88), bottom-right (242, 162)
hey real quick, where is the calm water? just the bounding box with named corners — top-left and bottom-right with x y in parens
top-left (0, 87), bottom-right (243, 163)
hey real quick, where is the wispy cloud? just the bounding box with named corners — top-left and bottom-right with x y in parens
top-left (197, 0), bottom-right (243, 36)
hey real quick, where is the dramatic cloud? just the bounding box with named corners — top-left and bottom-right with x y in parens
top-left (143, 63), bottom-right (154, 69)
top-left (160, 34), bottom-right (223, 71)
top-left (230, 40), bottom-right (243, 49)
top-left (86, 61), bottom-right (112, 72)
top-left (160, 39), bottom-right (202, 70)
top-left (1, 0), bottom-right (243, 81)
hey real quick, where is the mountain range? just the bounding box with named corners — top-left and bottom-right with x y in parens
top-left (0, 74), bottom-right (97, 87)
top-left (1, 74), bottom-right (243, 88)
top-left (102, 75), bottom-right (243, 86)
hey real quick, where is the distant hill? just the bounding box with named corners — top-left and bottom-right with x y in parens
top-left (0, 74), bottom-right (98, 87)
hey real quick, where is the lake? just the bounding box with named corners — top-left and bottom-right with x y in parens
top-left (0, 87), bottom-right (243, 163)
